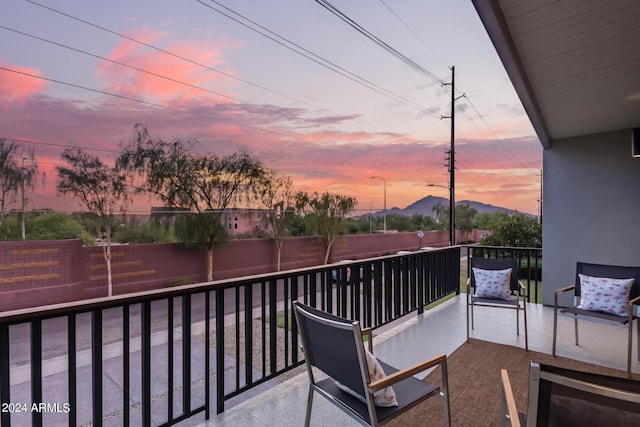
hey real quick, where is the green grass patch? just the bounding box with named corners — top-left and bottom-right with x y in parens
top-left (261, 311), bottom-right (293, 330)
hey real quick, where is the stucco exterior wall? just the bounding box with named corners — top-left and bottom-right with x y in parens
top-left (542, 129), bottom-right (640, 305)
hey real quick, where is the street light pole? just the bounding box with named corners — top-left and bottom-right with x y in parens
top-left (371, 176), bottom-right (386, 233)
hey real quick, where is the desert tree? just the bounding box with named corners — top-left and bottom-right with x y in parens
top-left (118, 125), bottom-right (267, 281)
top-left (295, 191), bottom-right (357, 264)
top-left (456, 203), bottom-right (477, 241)
top-left (0, 139), bottom-right (40, 233)
top-left (256, 170), bottom-right (295, 271)
top-left (57, 148), bottom-right (130, 297)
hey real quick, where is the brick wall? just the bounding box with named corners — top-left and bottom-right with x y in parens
top-left (0, 231), bottom-right (456, 311)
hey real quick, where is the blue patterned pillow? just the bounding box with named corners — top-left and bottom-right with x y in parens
top-left (577, 274), bottom-right (634, 316)
top-left (472, 268), bottom-right (512, 300)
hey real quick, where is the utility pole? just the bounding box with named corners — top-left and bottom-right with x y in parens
top-left (441, 66), bottom-right (464, 246)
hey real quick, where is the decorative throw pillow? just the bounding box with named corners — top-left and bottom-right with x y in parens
top-left (472, 268), bottom-right (512, 300)
top-left (335, 348), bottom-right (398, 407)
top-left (577, 274), bottom-right (634, 316)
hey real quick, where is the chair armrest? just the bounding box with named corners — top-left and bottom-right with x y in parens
top-left (368, 354), bottom-right (447, 392)
top-left (630, 295), bottom-right (640, 305)
top-left (500, 369), bottom-right (521, 427)
top-left (361, 327), bottom-right (373, 352)
top-left (555, 285), bottom-right (575, 294)
top-left (466, 277), bottom-right (471, 293)
top-left (517, 280), bottom-right (527, 298)
top-left (554, 285), bottom-right (575, 307)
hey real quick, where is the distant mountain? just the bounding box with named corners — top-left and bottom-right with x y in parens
top-left (373, 195), bottom-right (517, 218)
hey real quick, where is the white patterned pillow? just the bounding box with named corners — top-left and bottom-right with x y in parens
top-left (577, 274), bottom-right (634, 316)
top-left (472, 268), bottom-right (512, 300)
top-left (335, 348), bottom-right (398, 407)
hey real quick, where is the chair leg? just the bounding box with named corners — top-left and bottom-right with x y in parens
top-left (466, 295), bottom-right (471, 343)
top-left (471, 301), bottom-right (475, 330)
top-left (516, 304), bottom-right (520, 336)
top-left (304, 386), bottom-right (314, 427)
top-left (574, 316), bottom-right (579, 346)
top-left (523, 300), bottom-right (528, 351)
top-left (441, 359), bottom-right (451, 427)
top-left (628, 320), bottom-right (633, 379)
top-left (552, 304), bottom-right (558, 357)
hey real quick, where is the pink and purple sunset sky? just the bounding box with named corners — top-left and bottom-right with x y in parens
top-left (0, 0), bottom-right (541, 215)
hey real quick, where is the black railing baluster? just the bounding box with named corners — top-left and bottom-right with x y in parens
top-left (0, 323), bottom-right (9, 427)
top-left (244, 284), bottom-right (253, 387)
top-left (141, 301), bottom-right (151, 426)
top-left (67, 313), bottom-right (76, 427)
top-left (284, 277), bottom-right (290, 366)
top-left (268, 279), bottom-right (277, 375)
top-left (31, 319), bottom-right (42, 427)
top-left (205, 291), bottom-right (210, 420)
top-left (215, 288), bottom-right (225, 415)
top-left (182, 295), bottom-right (191, 414)
top-left (123, 304), bottom-right (130, 427)
top-left (261, 282), bottom-right (267, 378)
top-left (167, 298), bottom-right (174, 423)
top-left (291, 276), bottom-right (299, 365)
top-left (92, 310), bottom-right (103, 427)
top-left (234, 286), bottom-right (240, 390)
top-left (374, 262), bottom-right (383, 324)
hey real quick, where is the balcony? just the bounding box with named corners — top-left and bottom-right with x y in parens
top-left (0, 246), bottom-right (636, 426)
top-left (205, 294), bottom-right (638, 426)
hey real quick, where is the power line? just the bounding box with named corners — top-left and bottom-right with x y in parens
top-left (0, 66), bottom-right (304, 143)
top-left (0, 66), bottom-right (166, 109)
top-left (378, 0), bottom-right (451, 70)
top-left (22, 0), bottom-right (443, 119)
top-left (0, 25), bottom-right (249, 105)
top-left (1, 25), bottom-right (358, 134)
top-left (315, 0), bottom-right (445, 85)
top-left (0, 136), bottom-right (121, 155)
top-left (23, 0), bottom-right (313, 108)
top-left (196, 0), bottom-right (442, 118)
top-left (371, 0), bottom-right (539, 177)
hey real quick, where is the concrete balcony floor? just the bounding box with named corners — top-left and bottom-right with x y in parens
top-left (200, 295), bottom-right (640, 426)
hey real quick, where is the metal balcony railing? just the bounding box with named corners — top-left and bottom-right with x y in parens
top-left (0, 246), bottom-right (460, 426)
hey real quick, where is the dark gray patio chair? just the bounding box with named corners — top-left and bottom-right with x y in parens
top-left (500, 361), bottom-right (640, 427)
top-left (293, 301), bottom-right (451, 427)
top-left (553, 262), bottom-right (640, 377)
top-left (467, 257), bottom-right (528, 350)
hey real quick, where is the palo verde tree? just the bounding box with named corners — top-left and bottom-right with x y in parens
top-left (0, 139), bottom-right (40, 233)
top-left (456, 203), bottom-right (478, 242)
top-left (118, 125), bottom-right (267, 281)
top-left (295, 191), bottom-right (357, 264)
top-left (57, 148), bottom-right (130, 297)
top-left (256, 170), bottom-right (295, 271)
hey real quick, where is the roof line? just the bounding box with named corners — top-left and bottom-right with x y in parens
top-left (471, 0), bottom-right (552, 148)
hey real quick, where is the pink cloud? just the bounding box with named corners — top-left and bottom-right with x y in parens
top-left (0, 59), bottom-right (47, 109)
top-left (96, 27), bottom-right (237, 106)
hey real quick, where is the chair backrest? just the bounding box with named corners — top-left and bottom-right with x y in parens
top-left (575, 262), bottom-right (640, 299)
top-left (527, 362), bottom-right (640, 426)
top-left (470, 257), bottom-right (520, 291)
top-left (293, 302), bottom-right (367, 397)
